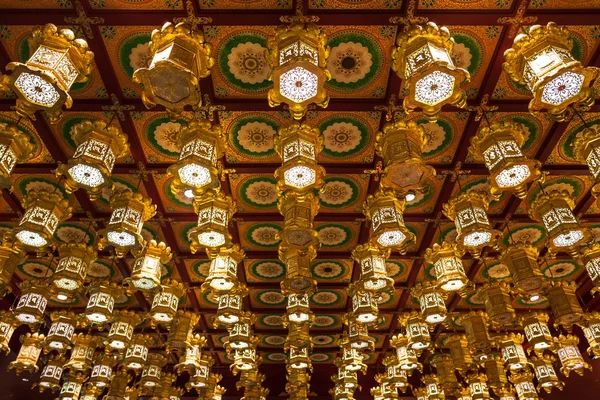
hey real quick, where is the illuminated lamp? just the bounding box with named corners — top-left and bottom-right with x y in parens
top-left (424, 241), bottom-right (467, 292)
top-left (8, 332), bottom-right (44, 375)
top-left (189, 190), bottom-right (235, 253)
top-left (149, 279), bottom-right (185, 324)
top-left (0, 121), bottom-right (35, 190)
top-left (363, 189), bottom-right (414, 252)
top-left (125, 239), bottom-right (172, 292)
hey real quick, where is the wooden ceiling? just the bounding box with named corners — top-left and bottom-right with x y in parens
top-left (2, 0), bottom-right (600, 398)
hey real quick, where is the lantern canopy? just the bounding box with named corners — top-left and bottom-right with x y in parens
top-left (353, 244), bottom-right (394, 293)
top-left (84, 283), bottom-right (120, 325)
top-left (189, 190), bottom-right (236, 253)
top-left (500, 333), bottom-right (529, 371)
top-left (556, 334), bottom-right (591, 377)
top-left (547, 281), bottom-right (584, 329)
top-left (36, 354), bottom-right (65, 393)
top-left (149, 279), bottom-right (185, 324)
top-left (530, 354), bottom-right (564, 393)
top-left (14, 280), bottom-right (49, 325)
top-left (424, 241), bottom-right (468, 292)
top-left (45, 311), bottom-right (77, 353)
top-left (476, 282), bottom-right (516, 325)
top-left (363, 189), bottom-right (414, 252)
top-left (0, 122), bottom-right (35, 190)
top-left (125, 239), bottom-right (172, 292)
top-left (522, 312), bottom-right (554, 354)
top-left (124, 334), bottom-right (152, 371)
top-left (202, 244), bottom-right (245, 293)
top-left (63, 334), bottom-right (97, 372)
top-left (106, 310), bottom-right (140, 351)
top-left (50, 243), bottom-right (97, 296)
top-left (501, 243), bottom-right (548, 301)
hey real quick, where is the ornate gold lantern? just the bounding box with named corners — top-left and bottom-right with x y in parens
top-left (167, 310), bottom-right (200, 352)
top-left (149, 279), bottom-right (185, 324)
top-left (442, 191), bottom-right (500, 255)
top-left (228, 315), bottom-right (254, 349)
top-left (266, 21), bottom-right (330, 120)
top-left (187, 355), bottom-right (214, 389)
top-left (379, 375), bottom-right (399, 400)
top-left (547, 281), bottom-right (583, 328)
top-left (0, 24), bottom-right (94, 121)
top-left (0, 122), bottom-right (35, 190)
top-left (15, 280), bottom-right (49, 325)
top-left (496, 389), bottom-right (517, 400)
top-left (483, 355), bottom-right (509, 392)
top-left (430, 354), bottom-right (459, 395)
top-left (458, 387), bottom-right (472, 400)
top-left (133, 22), bottom-right (214, 119)
top-left (344, 317), bottom-right (373, 351)
top-left (141, 353), bottom-right (167, 388)
top-left (216, 288), bottom-right (246, 326)
top-left (45, 311), bottom-right (77, 353)
top-left (349, 285), bottom-right (379, 324)
top-left (391, 22), bottom-right (469, 122)
top-left (98, 191), bottom-right (156, 257)
top-left (364, 189), bottom-right (414, 252)
top-left (501, 243), bottom-right (547, 301)
top-left (522, 313), bottom-right (554, 354)
top-left (375, 120), bottom-right (435, 195)
top-left (331, 381), bottom-right (356, 400)
top-left (64, 334), bottom-right (96, 371)
top-left (126, 240), bottom-right (172, 292)
top-left (412, 281), bottom-right (447, 324)
top-left (232, 347), bottom-right (258, 372)
top-left (8, 332), bottom-right (44, 375)
top-left (423, 374), bottom-right (445, 400)
top-left (287, 343), bottom-right (312, 370)
top-left (457, 311), bottom-right (491, 361)
top-left (333, 360), bottom-right (360, 389)
top-left (58, 372), bottom-right (87, 400)
top-left (444, 334), bottom-right (474, 372)
top-left (580, 243), bottom-right (600, 294)
top-left (202, 244), bottom-right (244, 292)
top-left (529, 189), bottom-right (590, 257)
top-left (285, 293), bottom-right (312, 324)
top-left (424, 241), bottom-right (468, 292)
top-left (556, 334), bottom-right (591, 377)
top-left (80, 384), bottom-right (104, 400)
top-left (503, 22), bottom-right (599, 121)
top-left (56, 119), bottom-right (129, 200)
top-left (500, 334), bottom-right (529, 371)
top-left (390, 335), bottom-right (421, 372)
top-left (414, 387), bottom-right (428, 400)
top-left (0, 312), bottom-right (17, 353)
top-left (572, 124), bottom-right (600, 196)
top-left (0, 234), bottom-right (26, 297)
top-left (383, 356), bottom-right (408, 391)
top-left (279, 244), bottom-right (318, 295)
top-left (50, 243), bottom-right (97, 296)
top-left (477, 282), bottom-right (516, 325)
top-left (167, 119), bottom-right (227, 197)
top-left (189, 191), bottom-right (235, 253)
top-left (509, 369), bottom-right (539, 400)
top-left (124, 334), bottom-right (151, 371)
top-left (466, 373), bottom-right (490, 400)
top-left (402, 313), bottom-right (431, 350)
top-left (37, 354), bottom-right (65, 392)
top-left (340, 344), bottom-right (366, 373)
top-left (174, 334), bottom-right (207, 375)
top-left (352, 243), bottom-right (393, 293)
top-left (581, 312), bottom-right (600, 357)
top-left (469, 121), bottom-right (543, 199)
top-left (530, 354), bottom-right (563, 393)
top-left (107, 310), bottom-right (140, 351)
top-left (14, 190), bottom-right (72, 250)
top-left (89, 353), bottom-right (115, 388)
top-left (84, 282), bottom-right (119, 324)
top-left (103, 369), bottom-right (132, 399)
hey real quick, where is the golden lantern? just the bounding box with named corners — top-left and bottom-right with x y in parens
top-left (412, 281), bottom-right (447, 324)
top-left (483, 355), bottom-right (509, 391)
top-left (413, 387), bottom-right (428, 400)
top-left (58, 372), bottom-right (87, 400)
top-left (80, 384), bottom-right (104, 400)
top-left (202, 244), bottom-right (244, 293)
top-left (0, 312), bottom-right (17, 353)
top-left (0, 24), bottom-right (94, 121)
top-left (228, 315), bottom-right (254, 349)
top-left (349, 284), bottom-right (379, 324)
top-left (363, 189), bottom-right (414, 252)
top-left (63, 334), bottom-right (97, 372)
top-left (124, 334), bottom-right (151, 371)
top-left (266, 21), bottom-right (330, 120)
top-left (330, 380), bottom-right (355, 400)
top-left (84, 282), bottom-right (120, 324)
top-left (149, 279), bottom-right (185, 324)
top-left (430, 354), bottom-right (459, 395)
top-left (556, 334), bottom-right (591, 377)
top-left (375, 120), bottom-right (435, 195)
top-left (476, 282), bottom-right (516, 325)
top-left (14, 190), bottom-right (72, 250)
top-left (287, 344), bottom-right (312, 370)
top-left (371, 384), bottom-right (384, 400)
top-left (285, 293), bottom-right (312, 325)
top-left (379, 375), bottom-right (399, 400)
top-left (496, 388), bottom-right (517, 400)
top-left (458, 387), bottom-right (472, 400)
top-left (340, 345), bottom-right (366, 373)
top-left (469, 121), bottom-right (543, 199)
top-left (50, 243), bottom-right (97, 296)
top-left (442, 191), bottom-right (500, 255)
top-left (167, 119), bottom-right (227, 197)
top-left (0, 234), bottom-right (26, 297)
top-left (107, 310), bottom-right (140, 351)
top-left (401, 313), bottom-right (431, 350)
top-left (391, 22), bottom-right (469, 122)
top-left (274, 122), bottom-right (325, 193)
top-left (126, 240), bottom-right (172, 292)
top-left (174, 334), bottom-right (207, 375)
top-left (509, 369), bottom-right (539, 400)
top-left (133, 22), bottom-right (214, 119)
top-left (423, 374), bottom-right (445, 400)
top-left (215, 287), bottom-right (247, 326)
top-left (529, 189), bottom-right (591, 257)
top-left (547, 281), bottom-right (583, 328)
top-left (56, 119), bottom-right (129, 200)
top-left (45, 311), bottom-right (77, 353)
top-left (187, 355), bottom-right (214, 390)
top-left (98, 191), bottom-right (156, 257)
top-left (0, 122), bottom-right (35, 190)
top-left (37, 354), bottom-right (65, 393)
top-left (572, 124), bottom-right (600, 196)
top-left (14, 280), bottom-right (49, 325)
top-left (501, 243), bottom-right (547, 301)
top-left (353, 243), bottom-right (394, 293)
top-left (466, 373), bottom-right (490, 400)
top-left (344, 317), bottom-right (374, 351)
top-left (390, 335), bottom-right (422, 372)
top-left (8, 332), bottom-right (44, 375)
top-left (581, 312), bottom-right (600, 357)
top-left (279, 244), bottom-right (318, 295)
top-left (277, 193), bottom-right (320, 246)
top-left (500, 334), bottom-right (529, 371)
top-left (503, 22), bottom-right (599, 121)
top-left (383, 356), bottom-right (408, 391)
top-left (89, 353), bottom-right (116, 389)
top-left (332, 361), bottom-right (360, 389)
top-left (103, 369), bottom-right (132, 399)
top-left (424, 241), bottom-right (468, 292)
top-left (456, 311), bottom-right (491, 361)
top-left (530, 354), bottom-right (563, 393)
top-left (189, 190), bottom-right (235, 253)
top-left (444, 334), bottom-right (474, 373)
top-left (141, 353), bottom-right (167, 388)
top-left (168, 310), bottom-right (200, 353)
top-left (580, 243), bottom-right (600, 294)
top-left (232, 347), bottom-right (258, 372)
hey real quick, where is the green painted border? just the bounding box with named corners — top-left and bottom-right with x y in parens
top-left (319, 115), bottom-right (370, 158)
top-left (420, 117), bottom-right (455, 158)
top-left (238, 176), bottom-right (279, 209)
top-left (251, 260), bottom-right (286, 280)
top-left (451, 32), bottom-right (484, 76)
top-left (118, 32), bottom-right (152, 79)
top-left (144, 116), bottom-right (186, 158)
top-left (542, 260), bottom-right (581, 280)
top-left (192, 260), bottom-right (210, 278)
top-left (562, 117), bottom-right (600, 160)
top-left (319, 176), bottom-right (360, 209)
top-left (317, 223), bottom-right (353, 248)
top-left (385, 260), bottom-right (406, 279)
top-left (217, 32), bottom-right (272, 92)
top-left (17, 176), bottom-right (67, 198)
top-left (17, 260), bottom-right (53, 279)
top-left (480, 261), bottom-right (511, 281)
top-left (311, 260), bottom-right (347, 280)
top-left (245, 223), bottom-right (282, 248)
top-left (229, 114), bottom-right (279, 158)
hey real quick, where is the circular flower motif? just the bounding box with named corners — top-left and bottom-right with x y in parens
top-left (258, 290), bottom-right (285, 305)
top-left (248, 224), bottom-right (281, 247)
top-left (153, 121), bottom-right (182, 154)
top-left (313, 335), bottom-right (335, 346)
top-left (55, 225), bottom-right (91, 245)
top-left (129, 42), bottom-right (151, 71)
top-left (310, 353), bottom-right (330, 362)
top-left (421, 122), bottom-right (446, 154)
top-left (253, 261), bottom-right (285, 280)
top-left (377, 292), bottom-right (392, 305)
top-left (202, 291), bottom-right (219, 305)
top-left (311, 291), bottom-right (340, 306)
top-left (312, 261), bottom-right (345, 280)
top-left (18, 261), bottom-right (52, 279)
top-left (264, 335), bottom-right (286, 346)
top-left (261, 315), bottom-right (283, 327)
top-left (506, 226), bottom-right (545, 246)
top-left (317, 225), bottom-right (350, 247)
top-left (451, 42), bottom-right (472, 70)
top-left (266, 353), bottom-right (287, 362)
top-left (539, 182), bottom-right (577, 199)
top-left (193, 261), bottom-right (210, 278)
top-left (227, 42), bottom-right (270, 84)
top-left (483, 262), bottom-right (511, 281)
top-left (385, 261), bottom-right (405, 279)
top-left (328, 42), bottom-right (373, 84)
top-left (237, 121), bottom-right (276, 153)
top-left (87, 261), bottom-right (113, 279)
top-left (465, 292), bottom-right (485, 306)
top-left (22, 179), bottom-right (64, 199)
top-left (320, 179), bottom-right (355, 207)
top-left (323, 122), bottom-right (362, 154)
top-left (313, 315), bottom-right (336, 328)
top-left (243, 179), bottom-right (278, 206)
top-left (543, 261), bottom-right (579, 280)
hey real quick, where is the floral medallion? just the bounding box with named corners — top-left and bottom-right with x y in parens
top-left (481, 261), bottom-right (511, 281)
top-left (260, 314), bottom-right (284, 327)
top-left (229, 114), bottom-right (279, 159)
top-left (311, 261), bottom-right (346, 280)
top-left (145, 116), bottom-right (186, 158)
top-left (377, 291), bottom-right (394, 306)
top-left (251, 260), bottom-right (286, 280)
top-left (265, 353), bottom-right (287, 362)
top-left (312, 315), bottom-right (338, 328)
top-left (192, 261), bottom-right (211, 279)
top-left (141, 225), bottom-right (158, 243)
top-left (263, 335), bottom-right (286, 346)
top-left (542, 260), bottom-right (580, 280)
top-left (87, 260), bottom-right (115, 280)
top-left (54, 224), bottom-right (93, 245)
top-left (311, 353), bottom-right (332, 362)
top-left (58, 115), bottom-right (88, 149)
top-left (18, 261), bottom-right (53, 279)
top-left (218, 32), bottom-right (272, 93)
top-left (502, 225), bottom-right (546, 247)
top-left (311, 291), bottom-right (342, 306)
top-left (319, 177), bottom-right (360, 209)
top-left (451, 32), bottom-right (483, 77)
top-left (17, 177), bottom-right (67, 199)
top-left (313, 335), bottom-right (335, 346)
top-left (464, 291), bottom-right (485, 307)
top-left (528, 177), bottom-right (584, 203)
top-left (319, 116), bottom-right (370, 158)
top-left (420, 118), bottom-right (454, 158)
top-left (114, 292), bottom-right (132, 306)
top-left (118, 33), bottom-right (151, 79)
top-left (385, 260), bottom-right (406, 279)
top-left (317, 224), bottom-right (352, 247)
top-left (256, 290), bottom-right (286, 306)
top-left (245, 223), bottom-right (281, 248)
top-left (239, 177), bottom-right (278, 209)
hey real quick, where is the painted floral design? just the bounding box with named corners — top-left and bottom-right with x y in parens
top-left (193, 261), bottom-right (210, 278)
top-left (328, 42), bottom-right (373, 84)
top-left (264, 336), bottom-right (286, 346)
top-left (227, 42), bottom-right (271, 84)
top-left (421, 122), bottom-right (446, 154)
top-left (129, 42), bottom-right (151, 71)
top-left (253, 261), bottom-right (285, 279)
top-left (537, 182), bottom-right (576, 199)
top-left (311, 291), bottom-right (340, 305)
top-left (237, 121), bottom-right (276, 153)
top-left (55, 226), bottom-right (90, 244)
top-left (385, 261), bottom-right (404, 279)
top-left (317, 226), bottom-right (348, 246)
top-left (261, 315), bottom-right (283, 326)
top-left (509, 227), bottom-right (544, 245)
top-left (451, 42), bottom-right (472, 70)
top-left (484, 262), bottom-right (510, 280)
top-left (249, 225), bottom-right (281, 246)
top-left (266, 353), bottom-right (287, 362)
top-left (19, 262), bottom-right (52, 278)
top-left (466, 292), bottom-right (485, 306)
top-left (87, 261), bottom-right (112, 279)
top-left (313, 315), bottom-right (336, 327)
top-left (322, 122), bottom-right (362, 153)
top-left (320, 180), bottom-right (354, 206)
top-left (377, 292), bottom-right (392, 305)
top-left (310, 353), bottom-right (330, 362)
top-left (153, 121), bottom-right (182, 154)
top-left (244, 180), bottom-right (278, 205)
top-left (23, 180), bottom-right (63, 199)
top-left (313, 335), bottom-right (334, 346)
top-left (312, 261), bottom-right (344, 279)
top-left (258, 290), bottom-right (285, 305)
top-left (543, 261), bottom-right (579, 279)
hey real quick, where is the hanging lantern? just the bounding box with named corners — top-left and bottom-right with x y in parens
top-left (36, 354), bottom-right (65, 393)
top-left (391, 22), bottom-right (469, 121)
top-left (340, 345), bottom-right (366, 373)
top-left (383, 356), bottom-right (408, 391)
top-left (379, 375), bottom-right (400, 400)
top-left (202, 244), bottom-right (244, 292)
top-left (8, 332), bottom-right (44, 375)
top-left (547, 281), bottom-right (583, 328)
top-left (107, 310), bottom-right (140, 351)
top-left (279, 244), bottom-right (318, 295)
top-left (84, 282), bottom-right (119, 324)
top-left (0, 24), bottom-right (94, 121)
top-left (285, 293), bottom-right (312, 325)
top-left (98, 191), bottom-right (156, 257)
top-left (215, 288), bottom-right (246, 326)
top-left (503, 22), bottom-right (599, 121)
top-left (14, 190), bottom-right (72, 250)
top-left (509, 369), bottom-right (539, 400)
top-left (423, 374), bottom-right (445, 400)
top-left (529, 189), bottom-right (590, 256)
top-left (125, 240), bottom-right (172, 292)
top-left (124, 334), bottom-right (151, 371)
top-left (167, 310), bottom-right (200, 352)
top-left (477, 282), bottom-right (516, 325)
top-left (266, 21), bottom-right (330, 120)
top-left (331, 381), bottom-right (355, 400)
top-left (80, 384), bottom-right (104, 400)
top-left (412, 281), bottom-right (447, 324)
top-left (402, 313), bottom-right (431, 350)
top-left (344, 316), bottom-right (374, 351)
top-left (556, 334), bottom-right (591, 377)
top-left (103, 369), bottom-right (132, 399)
top-left (371, 385), bottom-right (383, 400)
top-left (430, 354), bottom-right (459, 395)
top-left (274, 122), bottom-right (325, 192)
top-left (174, 334), bottom-right (207, 376)
top-left (580, 243), bottom-right (600, 295)
top-left (390, 335), bottom-right (421, 373)
top-left (0, 312), bottom-right (17, 354)
top-left (496, 388), bottom-right (517, 400)
top-left (149, 279), bottom-right (185, 324)
top-left (530, 354), bottom-right (563, 393)
top-left (14, 280), bottom-right (49, 325)
top-left (0, 234), bottom-right (25, 297)
top-left (187, 354), bottom-right (214, 389)
top-left (287, 344), bottom-right (312, 370)
top-left (363, 189), bottom-right (414, 252)
top-left (442, 191), bottom-right (500, 255)
top-left (353, 244), bottom-right (394, 293)
top-left (522, 312), bottom-right (554, 354)
top-left (44, 311), bottom-right (77, 353)
top-left (501, 243), bottom-right (547, 301)
top-left (189, 190), bottom-right (235, 253)
top-left (58, 372), bottom-right (87, 400)
top-left (375, 119), bottom-right (435, 195)
top-left (63, 334), bottom-right (97, 372)
top-left (482, 355), bottom-right (509, 391)
top-left (277, 194), bottom-right (320, 257)
top-left (581, 312), bottom-right (600, 358)
top-left (0, 122), bottom-right (35, 190)
top-left (133, 22), bottom-right (214, 119)
top-left (444, 334), bottom-right (474, 373)
top-left (424, 241), bottom-right (468, 292)
top-left (457, 311), bottom-right (491, 361)
top-left (458, 387), bottom-right (472, 400)
top-left (232, 347), bottom-right (258, 372)
top-left (500, 334), bottom-right (529, 371)
top-left (89, 353), bottom-right (116, 389)
top-left (572, 124), bottom-right (600, 197)
top-left (141, 353), bottom-right (167, 388)
top-left (56, 119), bottom-right (129, 200)
top-left (466, 373), bottom-right (490, 400)
top-left (349, 285), bottom-right (379, 324)
top-left (228, 315), bottom-right (254, 349)
top-left (333, 360), bottom-right (360, 389)
top-left (50, 243), bottom-right (97, 296)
